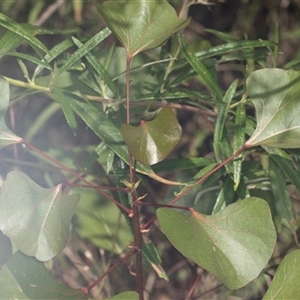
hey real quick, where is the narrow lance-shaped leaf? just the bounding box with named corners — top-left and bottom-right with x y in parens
top-left (0, 171), bottom-right (80, 261)
top-left (269, 158), bottom-right (293, 226)
top-left (0, 77), bottom-right (23, 149)
top-left (213, 80), bottom-right (238, 162)
top-left (52, 87), bottom-right (78, 136)
top-left (122, 107), bottom-right (182, 166)
top-left (98, 0), bottom-right (189, 58)
top-left (233, 102), bottom-right (246, 190)
top-left (58, 27), bottom-right (111, 75)
top-left (72, 36), bottom-right (117, 96)
top-left (0, 12), bottom-right (50, 55)
top-left (157, 198), bottom-right (276, 290)
top-left (179, 35), bottom-right (223, 101)
top-left (246, 68), bottom-right (300, 148)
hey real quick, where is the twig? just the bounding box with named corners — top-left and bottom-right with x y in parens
top-left (34, 0), bottom-right (65, 26)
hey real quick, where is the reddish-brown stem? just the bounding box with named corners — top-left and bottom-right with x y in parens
top-left (9, 106), bottom-right (19, 162)
top-left (130, 101), bottom-right (218, 117)
top-left (82, 248), bottom-right (138, 294)
top-left (184, 269), bottom-right (204, 300)
top-left (63, 182), bottom-right (130, 193)
top-left (22, 140), bottom-right (132, 215)
top-left (142, 145), bottom-right (248, 230)
top-left (126, 55), bottom-right (144, 300)
top-left (169, 145), bottom-right (247, 206)
top-left (135, 201), bottom-right (190, 212)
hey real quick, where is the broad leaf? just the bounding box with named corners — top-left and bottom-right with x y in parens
top-left (157, 198), bottom-right (276, 290)
top-left (246, 68), bottom-right (300, 148)
top-left (0, 77), bottom-right (23, 149)
top-left (0, 251), bottom-right (83, 299)
top-left (121, 107), bottom-right (182, 165)
top-left (98, 0), bottom-right (189, 57)
top-left (68, 95), bottom-right (183, 185)
top-left (263, 250), bottom-right (300, 300)
top-left (0, 171), bottom-right (80, 261)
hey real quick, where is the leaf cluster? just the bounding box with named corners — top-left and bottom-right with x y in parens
top-left (0, 1), bottom-right (300, 299)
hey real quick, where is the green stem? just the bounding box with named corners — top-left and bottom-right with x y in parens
top-left (3, 76), bottom-right (50, 92)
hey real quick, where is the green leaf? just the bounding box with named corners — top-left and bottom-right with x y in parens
top-left (72, 37), bottom-right (117, 97)
top-left (0, 251), bottom-right (83, 299)
top-left (5, 51), bottom-right (51, 70)
top-left (0, 171), bottom-right (80, 261)
top-left (246, 69), bottom-right (300, 148)
top-left (270, 153), bottom-right (300, 191)
top-left (121, 107), bottom-right (182, 165)
top-left (263, 250), bottom-right (300, 300)
top-left (105, 291), bottom-right (138, 300)
top-left (98, 0), bottom-right (189, 58)
top-left (58, 28), bottom-right (111, 75)
top-left (157, 197), bottom-right (276, 290)
top-left (0, 13), bottom-right (50, 55)
top-left (69, 95), bottom-right (183, 185)
top-left (269, 158), bottom-right (293, 225)
top-left (178, 35), bottom-right (223, 101)
top-left (212, 176), bottom-right (234, 213)
top-left (233, 103), bottom-right (246, 190)
top-left (0, 30), bottom-right (24, 57)
top-left (0, 77), bottom-right (23, 149)
top-left (33, 38), bottom-right (74, 79)
top-left (213, 80), bottom-right (238, 162)
top-left (52, 87), bottom-right (78, 135)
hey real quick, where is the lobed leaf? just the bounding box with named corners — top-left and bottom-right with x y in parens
top-left (0, 251), bottom-right (83, 299)
top-left (246, 68), bottom-right (300, 148)
top-left (68, 95), bottom-right (184, 185)
top-left (121, 107), bottom-right (182, 165)
top-left (0, 171), bottom-right (80, 261)
top-left (157, 198), bottom-right (276, 290)
top-left (98, 0), bottom-right (189, 58)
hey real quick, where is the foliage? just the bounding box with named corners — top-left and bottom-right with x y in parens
top-left (0, 1), bottom-right (300, 299)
